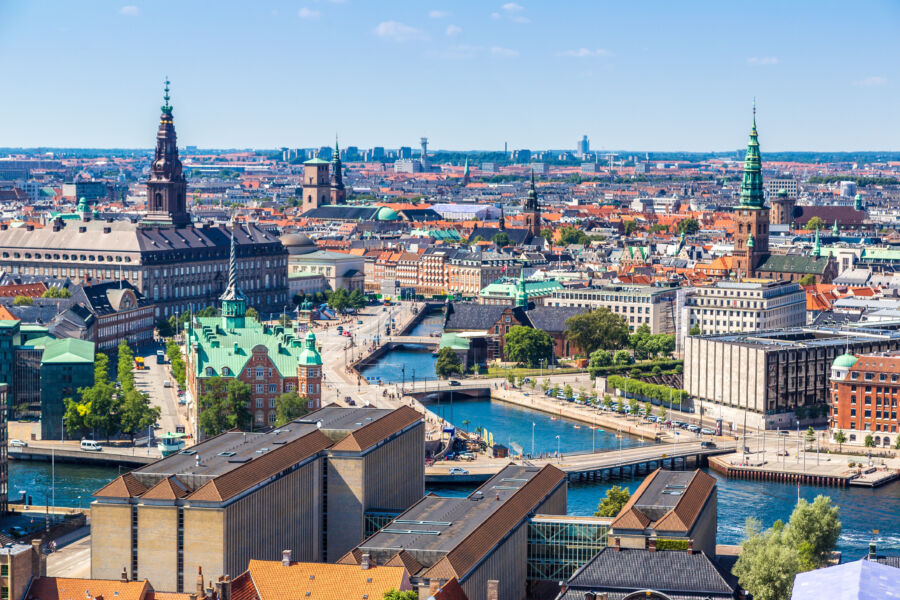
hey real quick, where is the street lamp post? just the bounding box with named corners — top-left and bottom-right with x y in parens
top-left (531, 422), bottom-right (535, 459)
top-left (796, 420), bottom-right (800, 464)
top-left (555, 435), bottom-right (560, 464)
top-left (539, 358), bottom-right (545, 381)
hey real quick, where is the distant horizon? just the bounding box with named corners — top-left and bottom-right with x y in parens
top-left (1, 1), bottom-right (897, 151)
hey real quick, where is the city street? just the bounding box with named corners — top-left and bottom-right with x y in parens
top-left (133, 346), bottom-right (187, 436)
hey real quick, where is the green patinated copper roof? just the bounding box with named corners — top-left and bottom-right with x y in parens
top-left (832, 354), bottom-right (858, 369)
top-left (40, 337), bottom-right (95, 364)
top-left (859, 248), bottom-right (900, 261)
top-left (376, 206), bottom-right (399, 221)
top-left (298, 330), bottom-right (322, 366)
top-left (440, 333), bottom-right (470, 351)
top-left (738, 105), bottom-right (765, 209)
top-left (479, 278), bottom-right (562, 298)
top-left (189, 317), bottom-right (316, 378)
top-left (304, 157), bottom-right (330, 165)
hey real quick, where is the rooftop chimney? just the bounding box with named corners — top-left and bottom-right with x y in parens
top-left (215, 576), bottom-right (231, 600)
top-left (196, 567), bottom-right (204, 596)
top-left (360, 553), bottom-right (371, 570)
top-left (282, 549), bottom-right (292, 566)
top-left (428, 581), bottom-right (440, 595)
top-left (687, 540), bottom-right (694, 554)
top-left (121, 567), bottom-right (128, 582)
top-left (648, 538), bottom-right (657, 552)
top-left (486, 580), bottom-right (499, 600)
top-left (614, 537), bottom-right (621, 552)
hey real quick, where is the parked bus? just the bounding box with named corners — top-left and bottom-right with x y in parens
top-left (156, 350), bottom-right (165, 364)
top-left (135, 356), bottom-right (145, 370)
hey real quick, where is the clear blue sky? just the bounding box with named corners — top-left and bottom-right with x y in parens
top-left (1, 0), bottom-right (898, 151)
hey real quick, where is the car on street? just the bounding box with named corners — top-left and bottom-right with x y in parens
top-left (357, 320), bottom-right (363, 325)
top-left (458, 452), bottom-right (475, 460)
top-left (448, 467), bottom-right (469, 475)
top-left (344, 396), bottom-right (356, 406)
top-left (8, 526), bottom-right (26, 538)
top-left (687, 424), bottom-right (700, 432)
top-left (701, 441), bottom-right (717, 449)
top-left (448, 380), bottom-right (461, 386)
top-left (80, 440), bottom-right (102, 452)
top-left (9, 439), bottom-right (27, 447)
top-left (700, 428), bottom-right (715, 435)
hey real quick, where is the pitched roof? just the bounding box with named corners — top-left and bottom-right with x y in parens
top-left (443, 302), bottom-right (508, 331)
top-left (560, 548), bottom-right (736, 599)
top-left (93, 473), bottom-right (148, 499)
top-left (330, 405), bottom-right (421, 452)
top-left (25, 578), bottom-right (155, 600)
top-left (229, 572), bottom-right (258, 600)
top-left (792, 559), bottom-right (900, 600)
top-left (422, 465), bottom-right (566, 582)
top-left (431, 578), bottom-right (468, 600)
top-left (610, 469), bottom-right (659, 530)
top-left (187, 430), bottom-right (333, 502)
top-left (385, 551), bottom-right (424, 576)
top-left (755, 253), bottom-right (831, 276)
top-left (242, 560), bottom-right (409, 600)
top-left (523, 306), bottom-right (586, 334)
top-left (610, 469), bottom-right (716, 534)
top-left (654, 471), bottom-right (716, 533)
top-left (141, 476), bottom-right (192, 500)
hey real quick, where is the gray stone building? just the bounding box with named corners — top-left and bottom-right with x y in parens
top-left (684, 325), bottom-right (900, 430)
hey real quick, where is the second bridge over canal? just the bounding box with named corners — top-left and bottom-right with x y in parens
top-left (426, 440), bottom-right (736, 483)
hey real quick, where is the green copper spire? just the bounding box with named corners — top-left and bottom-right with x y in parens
top-left (515, 269), bottom-right (528, 308)
top-left (161, 77), bottom-right (172, 116)
top-left (299, 330), bottom-right (322, 366)
top-left (334, 134), bottom-right (340, 159)
top-left (812, 227), bottom-right (821, 258)
top-left (220, 218), bottom-right (248, 329)
top-left (747, 233), bottom-right (755, 248)
top-left (738, 102), bottom-right (765, 209)
top-left (854, 193), bottom-right (863, 211)
top-left (463, 157), bottom-right (470, 175)
top-left (832, 220), bottom-right (839, 236)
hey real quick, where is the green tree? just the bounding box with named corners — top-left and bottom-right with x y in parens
top-left (833, 429), bottom-right (846, 452)
top-left (349, 289), bottom-right (366, 311)
top-left (62, 396), bottom-right (92, 437)
top-left (557, 226), bottom-right (590, 246)
top-left (119, 387), bottom-right (161, 444)
top-left (328, 288), bottom-right (351, 313)
top-left (435, 347), bottom-right (463, 379)
top-left (676, 218), bottom-right (700, 235)
top-left (688, 324), bottom-right (701, 336)
top-left (629, 397), bottom-right (639, 415)
top-left (198, 377), bottom-right (252, 436)
top-left (565, 308), bottom-right (630, 356)
top-left (594, 485), bottom-right (630, 517)
top-left (602, 395), bottom-right (612, 411)
top-left (156, 318), bottom-right (175, 338)
top-left (563, 384), bottom-right (573, 399)
top-left (623, 220), bottom-right (638, 236)
top-left (275, 392), bottom-right (308, 426)
top-left (246, 307), bottom-right (259, 320)
top-left (805, 216), bottom-right (825, 230)
top-left (13, 295), bottom-right (33, 306)
top-left (864, 434), bottom-right (875, 448)
top-left (643, 401), bottom-right (652, 417)
top-left (657, 404), bottom-right (667, 420)
top-left (117, 340), bottom-right (135, 390)
top-left (383, 590), bottom-right (417, 600)
top-left (616, 397), bottom-right (624, 413)
top-left (540, 227), bottom-right (554, 240)
top-left (805, 426), bottom-right (816, 447)
top-left (166, 340), bottom-right (187, 389)
top-left (733, 518), bottom-right (807, 600)
top-left (613, 349), bottom-right (633, 365)
top-left (492, 231), bottom-right (511, 247)
top-left (78, 353), bottom-right (120, 441)
top-left (504, 326), bottom-right (553, 368)
top-left (785, 496), bottom-right (841, 568)
top-left (42, 286), bottom-right (72, 298)
top-left (589, 349), bottom-right (613, 368)
top-left (798, 274), bottom-right (816, 286)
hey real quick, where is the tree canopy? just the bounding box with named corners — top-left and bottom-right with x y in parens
top-left (805, 216), bottom-right (825, 230)
top-left (435, 347), bottom-right (463, 379)
top-left (275, 392), bottom-right (308, 426)
top-left (199, 377), bottom-right (252, 436)
top-left (565, 308), bottom-right (630, 355)
top-left (504, 326), bottom-right (553, 368)
top-left (594, 485), bottom-right (630, 517)
top-left (676, 218), bottom-right (700, 235)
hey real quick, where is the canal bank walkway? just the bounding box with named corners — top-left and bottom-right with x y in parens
top-left (710, 440), bottom-right (900, 488)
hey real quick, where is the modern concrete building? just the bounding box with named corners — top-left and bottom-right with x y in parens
top-left (678, 279), bottom-right (806, 347)
top-left (90, 405), bottom-right (424, 592)
top-left (685, 324), bottom-right (900, 430)
top-left (547, 285), bottom-right (678, 334)
top-left (343, 464), bottom-right (567, 600)
top-left (0, 383), bottom-right (7, 514)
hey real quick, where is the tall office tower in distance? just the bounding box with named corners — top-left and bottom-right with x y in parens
top-left (577, 134), bottom-right (590, 158)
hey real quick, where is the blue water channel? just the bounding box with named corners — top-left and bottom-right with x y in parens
top-left (359, 309), bottom-right (443, 383)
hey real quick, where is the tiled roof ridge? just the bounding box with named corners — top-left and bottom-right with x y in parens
top-left (186, 429), bottom-right (333, 502)
top-left (330, 405), bottom-right (422, 452)
top-left (93, 472), bottom-right (148, 499)
top-left (610, 468), bottom-right (660, 529)
top-left (423, 464), bottom-right (566, 581)
top-left (654, 470), bottom-right (716, 533)
top-left (141, 475), bottom-right (193, 500)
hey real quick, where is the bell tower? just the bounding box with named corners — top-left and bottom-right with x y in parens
top-left (302, 153), bottom-right (331, 211)
top-left (732, 103), bottom-right (769, 278)
top-left (145, 78), bottom-right (190, 227)
top-left (522, 170), bottom-right (541, 238)
top-left (330, 137), bottom-right (346, 205)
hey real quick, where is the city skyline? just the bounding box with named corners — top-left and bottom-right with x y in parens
top-left (1, 0), bottom-right (898, 151)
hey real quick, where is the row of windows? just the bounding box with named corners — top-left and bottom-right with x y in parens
top-left (2, 251), bottom-right (133, 262)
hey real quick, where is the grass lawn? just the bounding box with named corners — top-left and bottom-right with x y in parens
top-left (483, 366), bottom-right (585, 379)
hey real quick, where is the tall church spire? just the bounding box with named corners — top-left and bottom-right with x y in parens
top-left (738, 101), bottom-right (765, 209)
top-left (145, 78), bottom-right (190, 227)
top-left (330, 135), bottom-right (346, 204)
top-left (522, 169), bottom-right (541, 237)
top-left (220, 218), bottom-right (248, 329)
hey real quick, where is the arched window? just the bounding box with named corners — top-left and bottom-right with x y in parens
top-left (205, 367), bottom-right (214, 376)
top-left (155, 192), bottom-right (162, 206)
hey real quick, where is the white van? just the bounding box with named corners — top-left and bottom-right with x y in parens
top-left (80, 440), bottom-right (102, 452)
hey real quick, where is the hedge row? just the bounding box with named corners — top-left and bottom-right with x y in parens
top-left (607, 374), bottom-right (686, 405)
